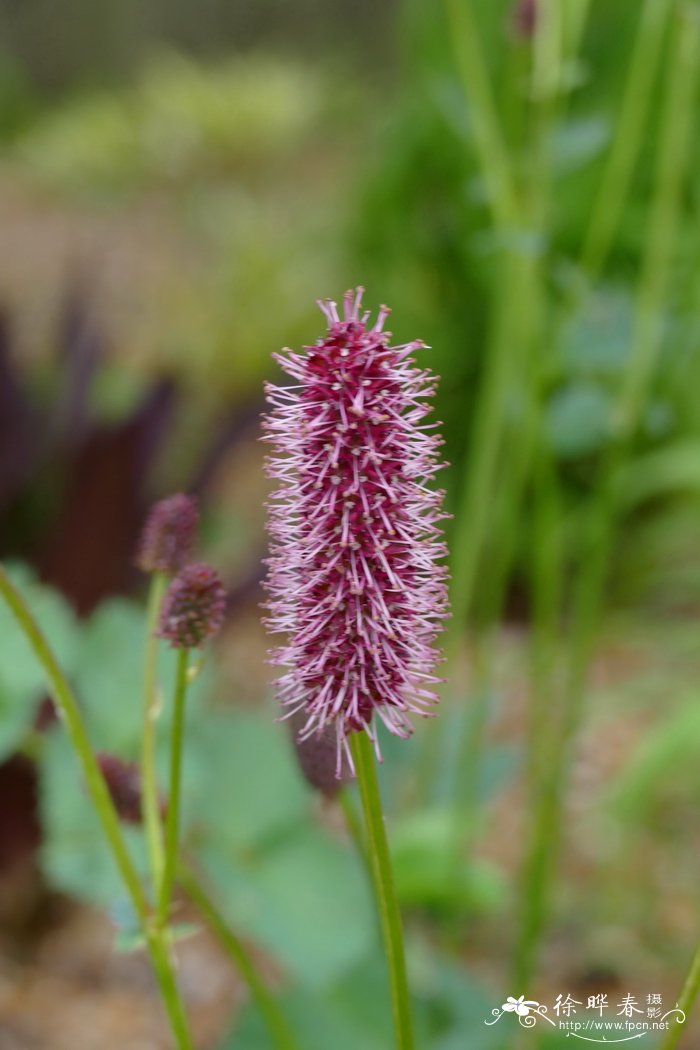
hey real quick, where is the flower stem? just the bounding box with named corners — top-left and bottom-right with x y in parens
top-left (177, 859), bottom-right (301, 1050)
top-left (659, 943), bottom-right (700, 1050)
top-left (158, 647), bottom-right (190, 927)
top-left (0, 564), bottom-right (193, 1049)
top-left (142, 571), bottom-right (167, 897)
top-left (350, 731), bottom-right (414, 1050)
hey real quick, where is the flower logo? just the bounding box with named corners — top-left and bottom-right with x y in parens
top-left (501, 995), bottom-right (539, 1017)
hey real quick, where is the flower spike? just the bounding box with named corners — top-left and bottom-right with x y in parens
top-left (263, 289), bottom-right (449, 775)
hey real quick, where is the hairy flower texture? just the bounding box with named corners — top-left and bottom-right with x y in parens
top-left (157, 562), bottom-right (226, 648)
top-left (263, 288), bottom-right (449, 774)
top-left (137, 493), bottom-right (198, 575)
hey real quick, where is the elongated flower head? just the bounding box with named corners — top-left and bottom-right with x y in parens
top-left (137, 493), bottom-right (198, 575)
top-left (263, 288), bottom-right (449, 773)
top-left (157, 562), bottom-right (226, 648)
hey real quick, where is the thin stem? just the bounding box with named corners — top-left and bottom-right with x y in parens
top-left (142, 572), bottom-right (167, 897)
top-left (338, 785), bottom-right (367, 863)
top-left (512, 5), bottom-right (700, 989)
top-left (659, 941), bottom-right (700, 1050)
top-left (158, 647), bottom-right (190, 926)
top-left (580, 0), bottom-right (676, 278)
top-left (0, 564), bottom-right (193, 1049)
top-left (178, 860), bottom-right (300, 1050)
top-left (146, 932), bottom-right (195, 1050)
top-left (442, 0), bottom-right (520, 230)
top-left (350, 731), bottom-right (413, 1050)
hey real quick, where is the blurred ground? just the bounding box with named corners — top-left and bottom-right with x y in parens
top-left (0, 891), bottom-right (239, 1049)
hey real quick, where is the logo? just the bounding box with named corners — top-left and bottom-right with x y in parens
top-left (485, 992), bottom-right (685, 1043)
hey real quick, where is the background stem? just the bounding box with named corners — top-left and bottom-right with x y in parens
top-left (158, 647), bottom-right (190, 926)
top-left (142, 571), bottom-right (167, 898)
top-left (178, 860), bottom-right (301, 1050)
top-left (0, 564), bottom-right (194, 1050)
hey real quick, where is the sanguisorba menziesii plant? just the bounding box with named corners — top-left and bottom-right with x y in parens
top-left (263, 288), bottom-right (449, 1050)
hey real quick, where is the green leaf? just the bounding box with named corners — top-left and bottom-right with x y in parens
top-left (0, 563), bottom-right (79, 759)
top-left (71, 599), bottom-right (148, 755)
top-left (546, 382), bottom-right (612, 459)
top-left (561, 288), bottom-right (632, 377)
top-left (39, 732), bottom-right (148, 906)
top-left (390, 808), bottom-right (507, 914)
top-left (200, 821), bottom-right (374, 989)
top-left (619, 440), bottom-right (700, 507)
top-left (551, 115), bottom-right (610, 174)
top-left (191, 711), bottom-right (309, 850)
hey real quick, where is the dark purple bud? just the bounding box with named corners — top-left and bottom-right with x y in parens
top-left (136, 493), bottom-right (198, 575)
top-left (512, 0), bottom-right (538, 38)
top-left (97, 753), bottom-right (143, 824)
top-left (288, 712), bottom-right (351, 798)
top-left (157, 562), bottom-right (226, 649)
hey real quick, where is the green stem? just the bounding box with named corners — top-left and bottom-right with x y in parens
top-left (580, 0), bottom-right (676, 278)
top-left (350, 732), bottom-right (413, 1050)
top-left (0, 564), bottom-right (193, 1049)
top-left (339, 785), bottom-right (367, 862)
top-left (158, 647), bottom-right (190, 926)
top-left (659, 941), bottom-right (700, 1050)
top-left (142, 572), bottom-right (167, 897)
top-left (443, 0), bottom-right (520, 230)
top-left (512, 4), bottom-right (700, 989)
top-left (178, 860), bottom-right (300, 1050)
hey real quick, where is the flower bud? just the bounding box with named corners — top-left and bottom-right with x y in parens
top-left (157, 562), bottom-right (226, 649)
top-left (512, 0), bottom-right (538, 39)
top-left (137, 493), bottom-right (198, 575)
top-left (288, 712), bottom-right (351, 798)
top-left (97, 753), bottom-right (143, 824)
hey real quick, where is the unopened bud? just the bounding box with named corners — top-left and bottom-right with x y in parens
top-left (137, 493), bottom-right (198, 575)
top-left (97, 753), bottom-right (143, 824)
top-left (157, 562), bottom-right (226, 649)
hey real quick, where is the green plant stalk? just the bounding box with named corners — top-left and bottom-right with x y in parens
top-left (580, 0), bottom-right (676, 278)
top-left (0, 564), bottom-right (193, 1049)
top-left (142, 571), bottom-right (167, 897)
top-left (659, 942), bottom-right (700, 1050)
top-left (177, 860), bottom-right (300, 1050)
top-left (158, 647), bottom-right (190, 927)
top-left (350, 731), bottom-right (414, 1050)
top-left (339, 785), bottom-right (367, 864)
top-left (512, 5), bottom-right (700, 990)
top-left (443, 0), bottom-right (520, 231)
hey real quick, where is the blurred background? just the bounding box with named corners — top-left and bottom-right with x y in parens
top-left (2, 0), bottom-right (700, 1047)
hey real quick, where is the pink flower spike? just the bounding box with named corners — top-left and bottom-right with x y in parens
top-left (263, 288), bottom-right (449, 776)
